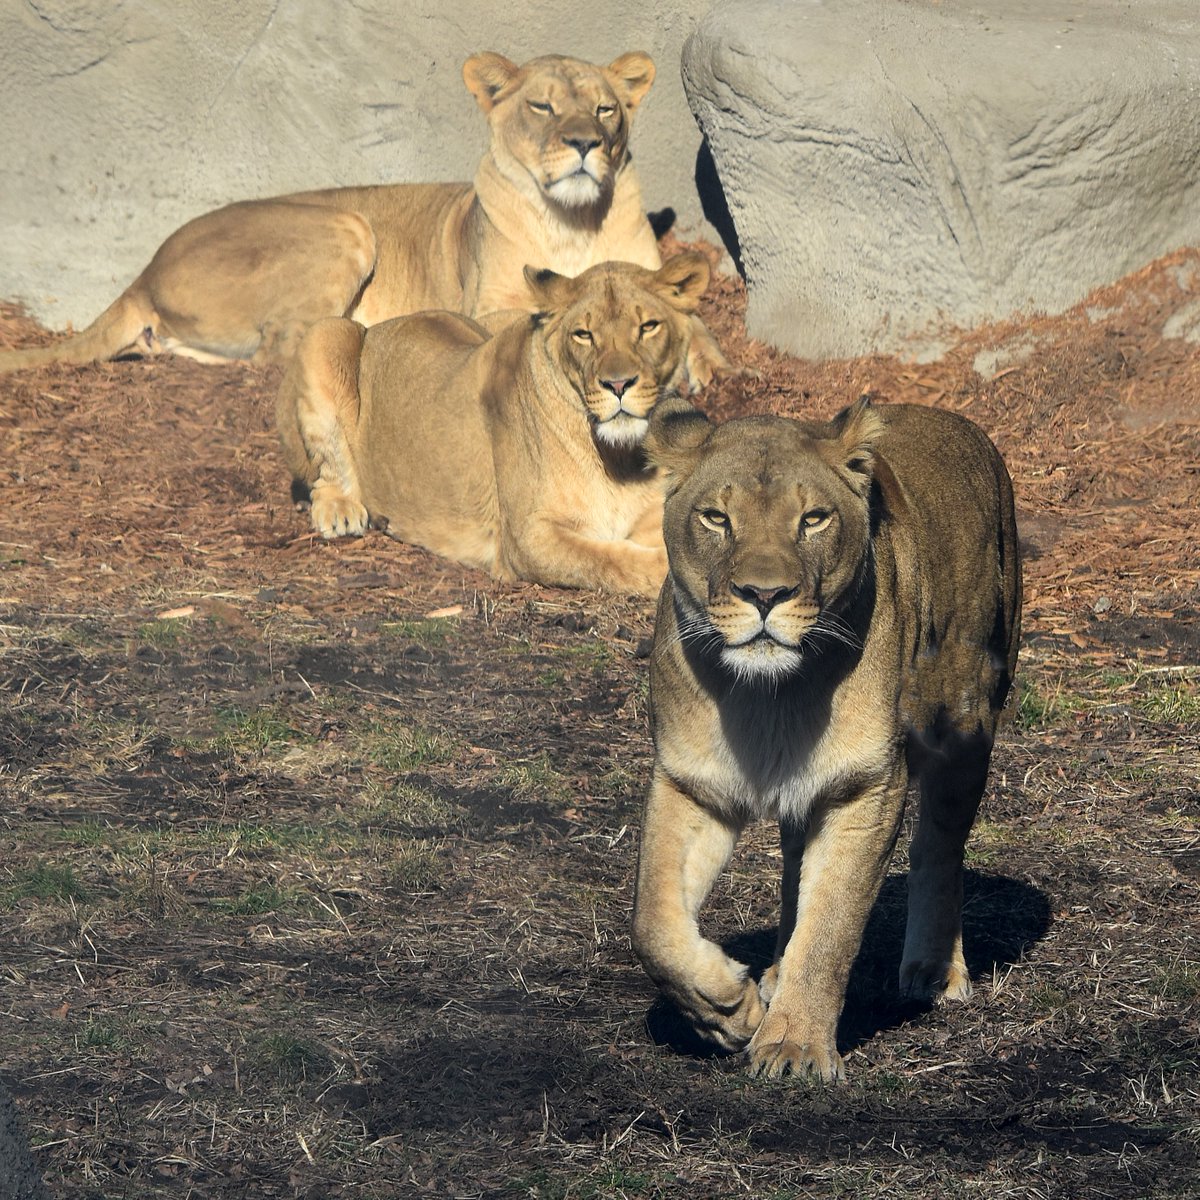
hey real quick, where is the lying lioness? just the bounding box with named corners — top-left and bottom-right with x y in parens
top-left (0, 51), bottom-right (694, 375)
top-left (632, 397), bottom-right (1022, 1080)
top-left (276, 253), bottom-right (710, 596)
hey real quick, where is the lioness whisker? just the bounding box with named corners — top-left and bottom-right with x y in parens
top-left (809, 613), bottom-right (862, 652)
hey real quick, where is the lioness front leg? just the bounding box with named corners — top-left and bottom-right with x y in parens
top-left (276, 318), bottom-right (370, 538)
top-left (749, 780), bottom-right (905, 1082)
top-left (627, 499), bottom-right (668, 552)
top-left (632, 769), bottom-right (765, 1051)
top-left (682, 318), bottom-right (725, 390)
top-left (512, 516), bottom-right (668, 597)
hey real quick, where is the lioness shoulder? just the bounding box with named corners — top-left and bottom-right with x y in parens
top-left (276, 253), bottom-right (712, 597)
top-left (632, 397), bottom-right (1021, 1080)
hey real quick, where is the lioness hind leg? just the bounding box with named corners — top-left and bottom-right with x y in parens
top-left (632, 770), bottom-right (764, 1051)
top-left (276, 318), bottom-right (369, 539)
top-left (147, 202), bottom-right (377, 364)
top-left (758, 822), bottom-right (806, 1006)
top-left (901, 724), bottom-right (994, 1002)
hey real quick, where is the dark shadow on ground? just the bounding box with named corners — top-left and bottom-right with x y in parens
top-left (645, 869), bottom-right (1052, 1059)
top-left (695, 136), bottom-right (743, 277)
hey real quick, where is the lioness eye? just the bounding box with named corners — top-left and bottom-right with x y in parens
top-left (596, 103), bottom-right (616, 118)
top-left (698, 508), bottom-right (730, 533)
top-left (528, 100), bottom-right (554, 115)
top-left (639, 319), bottom-right (661, 337)
top-left (800, 510), bottom-right (832, 535)
top-left (571, 328), bottom-right (593, 344)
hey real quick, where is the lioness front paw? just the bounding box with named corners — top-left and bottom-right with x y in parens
top-left (678, 976), bottom-right (767, 1053)
top-left (747, 1012), bottom-right (844, 1082)
top-left (900, 957), bottom-right (973, 1004)
top-left (311, 490), bottom-right (368, 539)
top-left (616, 545), bottom-right (669, 600)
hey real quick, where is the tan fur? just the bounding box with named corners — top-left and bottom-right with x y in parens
top-left (631, 398), bottom-right (1022, 1080)
top-left (0, 52), bottom-right (732, 379)
top-left (276, 254), bottom-right (711, 596)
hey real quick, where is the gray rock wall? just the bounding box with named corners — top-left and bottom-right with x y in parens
top-left (1, 0), bottom-right (713, 331)
top-left (684, 0), bottom-right (1200, 359)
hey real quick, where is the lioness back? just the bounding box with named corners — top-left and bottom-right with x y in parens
top-left (286, 184), bottom-right (477, 327)
top-left (633, 397), bottom-right (1020, 1081)
top-left (868, 403), bottom-right (1021, 727)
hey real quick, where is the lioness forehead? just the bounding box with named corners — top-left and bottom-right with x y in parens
top-left (517, 56), bottom-right (616, 99)
top-left (683, 420), bottom-right (849, 498)
top-left (570, 262), bottom-right (664, 303)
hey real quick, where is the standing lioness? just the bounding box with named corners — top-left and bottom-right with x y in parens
top-left (276, 254), bottom-right (710, 597)
top-left (0, 52), bottom-right (671, 374)
top-left (632, 398), bottom-right (1021, 1080)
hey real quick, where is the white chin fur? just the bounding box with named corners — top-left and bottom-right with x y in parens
top-left (547, 172), bottom-right (603, 208)
top-left (594, 413), bottom-right (649, 448)
top-left (720, 641), bottom-right (803, 684)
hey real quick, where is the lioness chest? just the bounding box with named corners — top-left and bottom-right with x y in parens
top-left (654, 670), bottom-right (898, 824)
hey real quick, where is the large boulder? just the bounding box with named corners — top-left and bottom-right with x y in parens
top-left (684, 0), bottom-right (1200, 359)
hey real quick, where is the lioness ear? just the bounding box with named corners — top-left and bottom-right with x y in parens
top-left (653, 252), bottom-right (710, 314)
top-left (645, 390), bottom-right (714, 480)
top-left (463, 52), bottom-right (521, 112)
top-left (827, 395), bottom-right (885, 496)
top-left (524, 263), bottom-right (576, 317)
top-left (606, 52), bottom-right (656, 112)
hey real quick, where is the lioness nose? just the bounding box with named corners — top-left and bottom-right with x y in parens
top-left (600, 375), bottom-right (638, 398)
top-left (564, 135), bottom-right (602, 157)
top-left (731, 582), bottom-right (798, 616)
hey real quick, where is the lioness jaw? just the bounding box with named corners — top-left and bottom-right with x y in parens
top-left (633, 397), bottom-right (1022, 1081)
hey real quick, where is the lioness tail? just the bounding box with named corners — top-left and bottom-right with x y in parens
top-left (0, 287), bottom-right (153, 375)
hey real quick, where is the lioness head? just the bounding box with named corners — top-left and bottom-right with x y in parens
top-left (649, 399), bottom-right (885, 683)
top-left (463, 51), bottom-right (655, 213)
top-left (523, 253), bottom-right (710, 449)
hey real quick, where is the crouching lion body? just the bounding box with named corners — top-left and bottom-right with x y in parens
top-left (0, 52), bottom-right (711, 376)
top-left (631, 398), bottom-right (1021, 1080)
top-left (275, 254), bottom-right (710, 597)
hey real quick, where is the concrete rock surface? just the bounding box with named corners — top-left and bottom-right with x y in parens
top-left (0, 1079), bottom-right (49, 1200)
top-left (1, 0), bottom-right (713, 331)
top-left (684, 0), bottom-right (1200, 359)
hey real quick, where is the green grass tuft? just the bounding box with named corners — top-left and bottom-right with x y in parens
top-left (381, 616), bottom-right (461, 646)
top-left (244, 1030), bottom-right (332, 1085)
top-left (8, 862), bottom-right (89, 904)
top-left (387, 841), bottom-right (447, 893)
top-left (363, 723), bottom-right (456, 773)
top-left (498, 751), bottom-right (572, 802)
top-left (1014, 677), bottom-right (1082, 730)
top-left (215, 882), bottom-right (298, 916)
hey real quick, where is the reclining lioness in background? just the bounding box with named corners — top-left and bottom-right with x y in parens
top-left (276, 253), bottom-right (710, 597)
top-left (1, 51), bottom-right (726, 382)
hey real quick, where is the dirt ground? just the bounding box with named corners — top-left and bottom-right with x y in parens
top-left (1, 240), bottom-right (1198, 1200)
